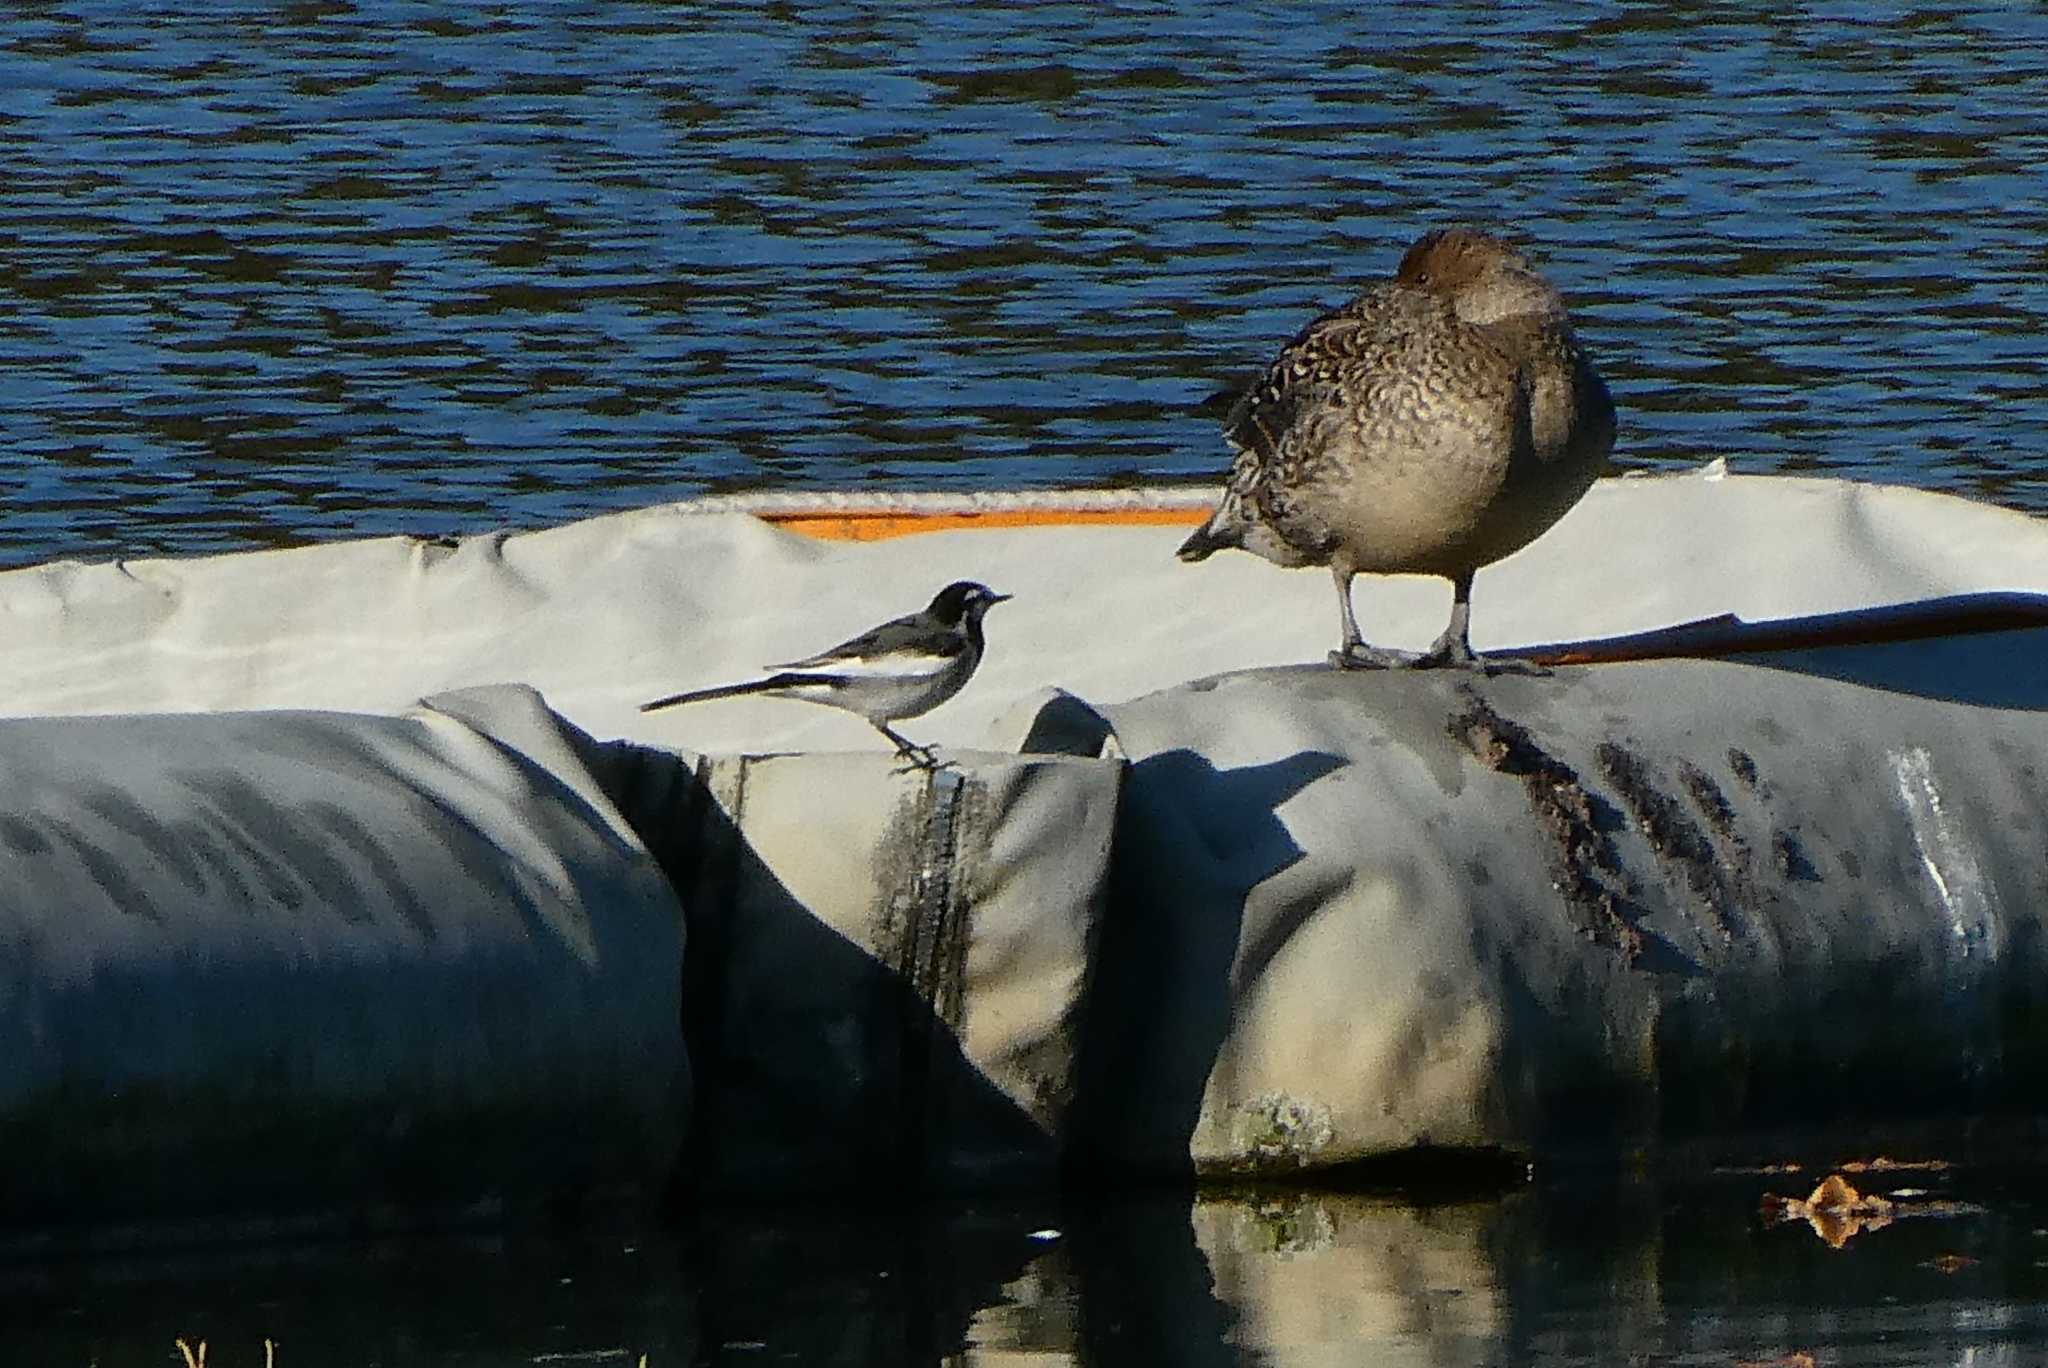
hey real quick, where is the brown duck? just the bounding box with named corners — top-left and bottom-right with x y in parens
top-left (1179, 227), bottom-right (1616, 670)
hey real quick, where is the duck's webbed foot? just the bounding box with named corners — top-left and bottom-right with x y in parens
top-left (1392, 572), bottom-right (1550, 675)
top-left (1407, 631), bottom-right (1549, 677)
top-left (1328, 642), bottom-right (1421, 671)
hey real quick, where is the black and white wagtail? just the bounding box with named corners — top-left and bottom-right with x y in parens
top-left (639, 581), bottom-right (1012, 768)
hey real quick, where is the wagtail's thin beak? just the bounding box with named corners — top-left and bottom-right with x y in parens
top-left (990, 593), bottom-right (1014, 604)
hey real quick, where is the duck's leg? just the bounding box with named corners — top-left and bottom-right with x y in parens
top-left (1414, 571), bottom-right (1479, 667)
top-left (1336, 565), bottom-right (1363, 654)
top-left (1328, 565), bottom-right (1414, 670)
top-left (1409, 571), bottom-right (1545, 674)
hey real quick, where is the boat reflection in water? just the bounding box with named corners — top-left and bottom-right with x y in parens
top-left (6, 1166), bottom-right (2044, 1364)
top-left (680, 1165), bottom-right (2048, 1366)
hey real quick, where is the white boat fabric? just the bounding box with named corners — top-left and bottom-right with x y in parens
top-left (3, 471), bottom-right (2045, 754)
top-left (0, 684), bottom-right (687, 1219)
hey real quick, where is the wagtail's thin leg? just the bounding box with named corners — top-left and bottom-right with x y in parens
top-left (874, 720), bottom-right (944, 771)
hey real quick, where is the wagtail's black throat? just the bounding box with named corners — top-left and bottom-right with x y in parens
top-left (640, 580), bottom-right (1012, 769)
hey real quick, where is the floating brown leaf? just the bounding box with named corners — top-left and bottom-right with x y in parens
top-left (1760, 1172), bottom-right (1896, 1248)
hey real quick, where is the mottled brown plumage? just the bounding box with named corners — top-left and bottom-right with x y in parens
top-left (1180, 226), bottom-right (1616, 670)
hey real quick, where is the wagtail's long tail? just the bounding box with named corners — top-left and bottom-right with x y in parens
top-left (639, 671), bottom-right (827, 713)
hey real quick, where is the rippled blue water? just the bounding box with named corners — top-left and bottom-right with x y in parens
top-left (2, 2), bottom-right (2045, 564)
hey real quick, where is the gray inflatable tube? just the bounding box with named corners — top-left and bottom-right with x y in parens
top-left (7, 645), bottom-right (2048, 1216)
top-left (658, 629), bottom-right (2048, 1191)
top-left (1050, 631), bottom-right (2048, 1177)
top-left (0, 686), bottom-right (687, 1223)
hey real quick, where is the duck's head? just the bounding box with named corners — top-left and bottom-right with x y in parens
top-left (1397, 226), bottom-right (1565, 326)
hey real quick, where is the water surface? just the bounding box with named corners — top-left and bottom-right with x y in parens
top-left (2, 3), bottom-right (2046, 565)
top-left (8, 1167), bottom-right (2047, 1366)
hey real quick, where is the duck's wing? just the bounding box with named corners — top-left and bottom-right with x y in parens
top-left (1221, 286), bottom-right (1450, 467)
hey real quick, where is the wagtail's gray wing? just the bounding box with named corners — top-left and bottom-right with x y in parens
top-left (774, 609), bottom-right (964, 669)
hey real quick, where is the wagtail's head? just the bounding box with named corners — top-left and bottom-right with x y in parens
top-left (928, 580), bottom-right (1012, 627)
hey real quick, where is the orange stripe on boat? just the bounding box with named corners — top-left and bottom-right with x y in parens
top-left (760, 507), bottom-right (1209, 541)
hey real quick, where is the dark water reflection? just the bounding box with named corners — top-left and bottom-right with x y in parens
top-left (2, 3), bottom-right (2046, 565)
top-left (8, 1171), bottom-right (2048, 1366)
